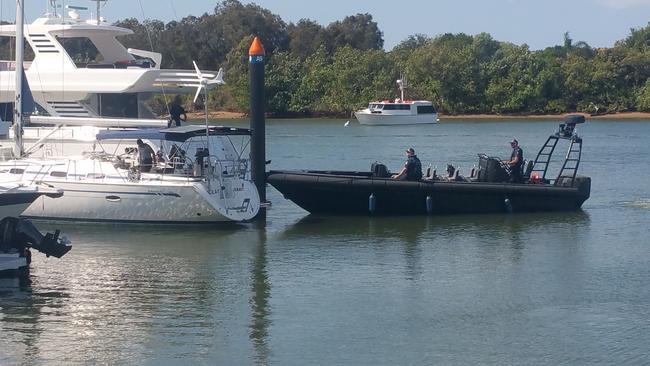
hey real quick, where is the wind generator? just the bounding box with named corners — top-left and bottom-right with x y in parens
top-left (191, 61), bottom-right (225, 137)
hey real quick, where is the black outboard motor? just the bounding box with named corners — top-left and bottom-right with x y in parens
top-left (0, 217), bottom-right (71, 261)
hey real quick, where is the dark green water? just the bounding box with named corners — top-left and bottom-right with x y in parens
top-left (1, 119), bottom-right (649, 365)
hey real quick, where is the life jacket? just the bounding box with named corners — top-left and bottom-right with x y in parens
top-left (406, 156), bottom-right (423, 181)
top-left (511, 147), bottom-right (524, 170)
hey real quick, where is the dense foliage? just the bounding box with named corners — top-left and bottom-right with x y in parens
top-left (5, 1), bottom-right (650, 116)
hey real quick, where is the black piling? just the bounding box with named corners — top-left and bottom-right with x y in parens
top-left (249, 36), bottom-right (266, 220)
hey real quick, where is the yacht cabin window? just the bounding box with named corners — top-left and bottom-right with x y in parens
top-left (417, 105), bottom-right (436, 114)
top-left (55, 36), bottom-right (104, 67)
top-left (0, 37), bottom-right (36, 67)
top-left (383, 104), bottom-right (411, 111)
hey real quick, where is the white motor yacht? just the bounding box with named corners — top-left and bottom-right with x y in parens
top-left (354, 76), bottom-right (438, 125)
top-left (0, 1), bottom-right (223, 157)
top-left (0, 3), bottom-right (216, 120)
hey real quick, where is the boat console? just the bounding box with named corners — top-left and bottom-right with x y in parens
top-left (476, 154), bottom-right (509, 183)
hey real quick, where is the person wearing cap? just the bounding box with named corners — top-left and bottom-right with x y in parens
top-left (504, 139), bottom-right (524, 182)
top-left (392, 148), bottom-right (423, 181)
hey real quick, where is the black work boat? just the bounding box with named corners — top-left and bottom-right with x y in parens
top-left (267, 115), bottom-right (591, 215)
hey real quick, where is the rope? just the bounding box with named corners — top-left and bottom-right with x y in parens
top-left (137, 0), bottom-right (171, 117)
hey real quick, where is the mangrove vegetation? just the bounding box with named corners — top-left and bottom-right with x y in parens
top-left (4, 0), bottom-right (650, 117)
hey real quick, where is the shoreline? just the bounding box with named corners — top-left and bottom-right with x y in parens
top-left (185, 111), bottom-right (246, 119)
top-left (439, 112), bottom-right (650, 120)
top-left (183, 111), bottom-right (650, 120)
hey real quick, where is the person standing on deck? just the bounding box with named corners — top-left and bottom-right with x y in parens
top-left (504, 139), bottom-right (524, 182)
top-left (168, 96), bottom-right (187, 127)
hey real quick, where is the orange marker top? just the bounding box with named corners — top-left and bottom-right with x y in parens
top-left (248, 37), bottom-right (266, 56)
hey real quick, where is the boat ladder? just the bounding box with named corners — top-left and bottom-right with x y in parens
top-left (532, 136), bottom-right (559, 180)
top-left (555, 137), bottom-right (582, 186)
top-left (532, 129), bottom-right (583, 186)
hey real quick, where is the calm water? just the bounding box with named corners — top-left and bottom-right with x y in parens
top-left (1, 119), bottom-right (649, 365)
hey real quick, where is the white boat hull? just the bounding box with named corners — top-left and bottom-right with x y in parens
top-left (355, 111), bottom-right (438, 125)
top-left (0, 184), bottom-right (60, 217)
top-left (0, 202), bottom-right (33, 218)
top-left (22, 179), bottom-right (259, 223)
top-left (0, 253), bottom-right (27, 273)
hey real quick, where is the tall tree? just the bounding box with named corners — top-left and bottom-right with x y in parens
top-left (287, 19), bottom-right (326, 59)
top-left (325, 14), bottom-right (384, 52)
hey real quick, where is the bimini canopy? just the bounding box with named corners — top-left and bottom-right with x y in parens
top-left (96, 125), bottom-right (252, 142)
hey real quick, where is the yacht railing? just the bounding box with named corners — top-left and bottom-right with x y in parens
top-left (0, 160), bottom-right (66, 185)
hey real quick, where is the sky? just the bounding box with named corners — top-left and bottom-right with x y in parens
top-left (2, 0), bottom-right (650, 50)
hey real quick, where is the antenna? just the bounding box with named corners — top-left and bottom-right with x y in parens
top-left (48, 0), bottom-right (62, 17)
top-left (396, 73), bottom-right (407, 101)
top-left (88, 0), bottom-right (108, 25)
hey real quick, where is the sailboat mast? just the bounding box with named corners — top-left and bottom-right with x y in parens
top-left (14, 0), bottom-right (24, 158)
top-left (96, 0), bottom-right (101, 25)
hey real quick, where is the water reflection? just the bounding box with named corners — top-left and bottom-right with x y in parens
top-left (279, 211), bottom-right (591, 277)
top-left (279, 211), bottom-right (590, 245)
top-left (279, 215), bottom-right (432, 244)
top-left (1, 223), bottom-right (270, 364)
top-left (1, 211), bottom-right (591, 364)
top-left (0, 275), bottom-right (70, 365)
top-left (249, 222), bottom-right (271, 365)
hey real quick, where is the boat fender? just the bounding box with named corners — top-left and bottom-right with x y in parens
top-left (426, 195), bottom-right (433, 214)
top-left (369, 193), bottom-right (376, 214)
top-left (504, 198), bottom-right (513, 213)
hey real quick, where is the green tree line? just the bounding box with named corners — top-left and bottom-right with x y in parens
top-left (5, 1), bottom-right (650, 116)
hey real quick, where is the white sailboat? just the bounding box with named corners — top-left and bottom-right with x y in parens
top-left (0, 0), bottom-right (260, 224)
top-left (1, 126), bottom-right (261, 223)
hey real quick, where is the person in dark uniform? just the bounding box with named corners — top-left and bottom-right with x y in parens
top-left (137, 139), bottom-right (156, 172)
top-left (504, 139), bottom-right (524, 182)
top-left (392, 148), bottom-right (423, 181)
top-left (168, 96), bottom-right (187, 127)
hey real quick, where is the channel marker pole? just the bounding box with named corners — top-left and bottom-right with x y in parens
top-left (249, 36), bottom-right (266, 220)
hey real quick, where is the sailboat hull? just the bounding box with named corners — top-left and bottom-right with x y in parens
top-left (21, 179), bottom-right (258, 224)
top-left (0, 191), bottom-right (42, 217)
top-left (0, 253), bottom-right (27, 274)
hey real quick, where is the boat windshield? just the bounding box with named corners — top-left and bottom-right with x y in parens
top-left (369, 104), bottom-right (384, 110)
top-left (55, 36), bottom-right (104, 68)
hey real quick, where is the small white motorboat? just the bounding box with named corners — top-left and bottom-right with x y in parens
top-left (354, 76), bottom-right (437, 126)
